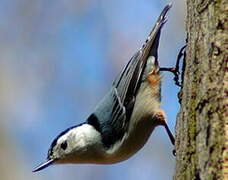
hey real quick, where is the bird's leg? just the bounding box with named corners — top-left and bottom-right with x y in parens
top-left (153, 109), bottom-right (175, 147)
top-left (159, 45), bottom-right (186, 87)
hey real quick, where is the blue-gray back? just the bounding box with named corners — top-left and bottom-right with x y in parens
top-left (87, 4), bottom-right (171, 149)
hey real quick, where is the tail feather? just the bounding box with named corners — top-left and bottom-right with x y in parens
top-left (140, 3), bottom-right (172, 67)
top-left (113, 4), bottom-right (171, 106)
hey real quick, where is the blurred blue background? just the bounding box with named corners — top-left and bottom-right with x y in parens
top-left (0, 0), bottom-right (185, 179)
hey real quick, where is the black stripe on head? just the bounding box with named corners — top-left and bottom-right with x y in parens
top-left (47, 122), bottom-right (85, 158)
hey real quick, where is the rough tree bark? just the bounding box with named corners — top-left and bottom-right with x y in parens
top-left (174, 0), bottom-right (227, 180)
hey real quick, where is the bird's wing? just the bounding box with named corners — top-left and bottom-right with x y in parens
top-left (88, 4), bottom-right (171, 148)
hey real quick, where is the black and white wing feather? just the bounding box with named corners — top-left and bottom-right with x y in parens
top-left (87, 4), bottom-right (171, 148)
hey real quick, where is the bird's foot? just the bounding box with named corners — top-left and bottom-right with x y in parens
top-left (153, 109), bottom-right (175, 153)
top-left (159, 45), bottom-right (186, 87)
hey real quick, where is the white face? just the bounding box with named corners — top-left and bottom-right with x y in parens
top-left (48, 124), bottom-right (103, 164)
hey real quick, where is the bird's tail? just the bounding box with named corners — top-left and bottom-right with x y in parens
top-left (139, 3), bottom-right (171, 88)
top-left (140, 3), bottom-right (172, 74)
top-left (112, 4), bottom-right (172, 99)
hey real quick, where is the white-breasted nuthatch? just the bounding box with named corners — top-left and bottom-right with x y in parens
top-left (33, 4), bottom-right (174, 172)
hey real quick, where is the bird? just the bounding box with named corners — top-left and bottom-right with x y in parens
top-left (33, 3), bottom-right (174, 172)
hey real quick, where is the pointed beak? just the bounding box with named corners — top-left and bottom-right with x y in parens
top-left (33, 159), bottom-right (55, 172)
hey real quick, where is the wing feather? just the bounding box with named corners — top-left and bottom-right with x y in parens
top-left (88, 4), bottom-right (172, 148)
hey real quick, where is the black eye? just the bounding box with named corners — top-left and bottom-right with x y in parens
top-left (60, 141), bottom-right (68, 150)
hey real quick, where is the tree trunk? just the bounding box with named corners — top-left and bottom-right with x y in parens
top-left (174, 0), bottom-right (227, 180)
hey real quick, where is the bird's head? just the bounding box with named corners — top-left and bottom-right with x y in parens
top-left (33, 123), bottom-right (103, 172)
